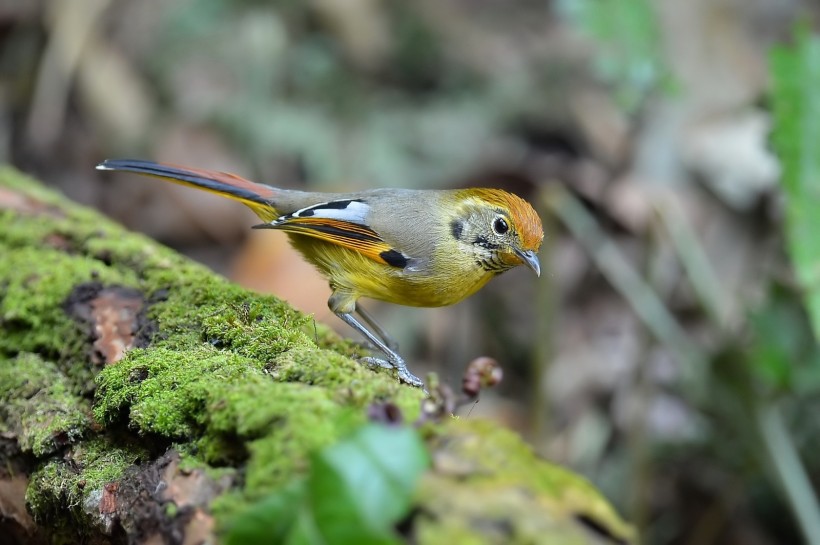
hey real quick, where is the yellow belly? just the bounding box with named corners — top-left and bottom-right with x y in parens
top-left (287, 235), bottom-right (494, 308)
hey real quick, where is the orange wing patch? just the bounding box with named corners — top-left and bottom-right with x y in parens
top-left (266, 217), bottom-right (409, 268)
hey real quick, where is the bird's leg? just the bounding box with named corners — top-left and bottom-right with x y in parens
top-left (329, 290), bottom-right (424, 389)
top-left (334, 312), bottom-right (424, 389)
top-left (354, 303), bottom-right (400, 352)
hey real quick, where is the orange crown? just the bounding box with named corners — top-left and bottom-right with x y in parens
top-left (463, 188), bottom-right (544, 251)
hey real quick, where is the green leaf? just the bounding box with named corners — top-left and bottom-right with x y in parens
top-left (225, 481), bottom-right (305, 545)
top-left (770, 25), bottom-right (820, 341)
top-left (226, 425), bottom-right (429, 545)
top-left (309, 425), bottom-right (428, 540)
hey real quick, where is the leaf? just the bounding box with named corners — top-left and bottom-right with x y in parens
top-left (309, 424), bottom-right (428, 535)
top-left (225, 481), bottom-right (306, 545)
top-left (226, 424), bottom-right (429, 545)
top-left (770, 25), bottom-right (820, 341)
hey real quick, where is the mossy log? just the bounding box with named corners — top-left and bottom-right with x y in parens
top-left (0, 166), bottom-right (634, 545)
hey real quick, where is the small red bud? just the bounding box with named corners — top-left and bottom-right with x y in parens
top-left (463, 357), bottom-right (502, 397)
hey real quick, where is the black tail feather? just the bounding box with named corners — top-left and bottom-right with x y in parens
top-left (96, 159), bottom-right (276, 214)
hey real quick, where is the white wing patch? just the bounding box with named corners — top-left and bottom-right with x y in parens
top-left (272, 199), bottom-right (370, 226)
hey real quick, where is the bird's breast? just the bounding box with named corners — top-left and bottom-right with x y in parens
top-left (287, 234), bottom-right (494, 307)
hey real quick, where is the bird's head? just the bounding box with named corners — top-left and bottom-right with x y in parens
top-left (451, 189), bottom-right (544, 276)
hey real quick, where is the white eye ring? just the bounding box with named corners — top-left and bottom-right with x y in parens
top-left (492, 216), bottom-right (509, 235)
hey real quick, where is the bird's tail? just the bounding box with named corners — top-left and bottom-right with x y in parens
top-left (96, 159), bottom-right (280, 221)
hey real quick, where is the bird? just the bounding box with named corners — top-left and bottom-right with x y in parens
top-left (96, 159), bottom-right (543, 388)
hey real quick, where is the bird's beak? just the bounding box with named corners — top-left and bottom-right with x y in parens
top-left (514, 248), bottom-right (540, 277)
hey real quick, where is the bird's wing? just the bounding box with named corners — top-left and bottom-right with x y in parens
top-left (255, 199), bottom-right (414, 269)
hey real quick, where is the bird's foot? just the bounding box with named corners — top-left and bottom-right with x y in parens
top-left (361, 357), bottom-right (425, 390)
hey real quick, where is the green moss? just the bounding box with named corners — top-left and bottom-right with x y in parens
top-left (0, 168), bottom-right (169, 269)
top-left (416, 524), bottom-right (487, 545)
top-left (415, 419), bottom-right (634, 544)
top-left (0, 246), bottom-right (134, 357)
top-left (176, 446), bottom-right (238, 481)
top-left (0, 168), bottom-right (157, 395)
top-left (25, 437), bottom-right (145, 521)
top-left (0, 353), bottom-right (90, 456)
top-left (415, 479), bottom-right (594, 545)
top-left (94, 341), bottom-right (424, 480)
top-left (125, 255), bottom-right (318, 357)
top-left (92, 307), bottom-right (424, 528)
top-left (94, 347), bottom-right (259, 436)
top-left (200, 298), bottom-right (315, 358)
top-left (272, 347), bottom-right (423, 417)
top-left (219, 383), bottom-right (361, 489)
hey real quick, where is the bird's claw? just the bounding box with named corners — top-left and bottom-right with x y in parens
top-left (361, 356), bottom-right (425, 390)
top-left (360, 356), bottom-right (392, 370)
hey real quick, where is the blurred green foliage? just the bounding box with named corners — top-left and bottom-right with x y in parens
top-left (758, 26), bottom-right (820, 543)
top-left (544, 9), bottom-right (820, 542)
top-left (771, 25), bottom-right (820, 342)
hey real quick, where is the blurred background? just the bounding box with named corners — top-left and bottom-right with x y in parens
top-left (2, 0), bottom-right (820, 543)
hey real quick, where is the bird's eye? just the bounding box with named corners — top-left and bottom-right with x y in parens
top-left (493, 217), bottom-right (509, 235)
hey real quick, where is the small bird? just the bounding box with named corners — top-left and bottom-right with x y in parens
top-left (97, 159), bottom-right (543, 388)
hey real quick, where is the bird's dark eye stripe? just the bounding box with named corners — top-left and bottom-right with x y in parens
top-left (451, 219), bottom-right (464, 240)
top-left (493, 217), bottom-right (509, 235)
top-left (474, 235), bottom-right (500, 250)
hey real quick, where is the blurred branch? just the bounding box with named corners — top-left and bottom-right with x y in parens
top-left (626, 222), bottom-right (667, 537)
top-left (25, 0), bottom-right (112, 151)
top-left (76, 34), bottom-right (155, 149)
top-left (757, 403), bottom-right (820, 545)
top-left (655, 196), bottom-right (729, 328)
